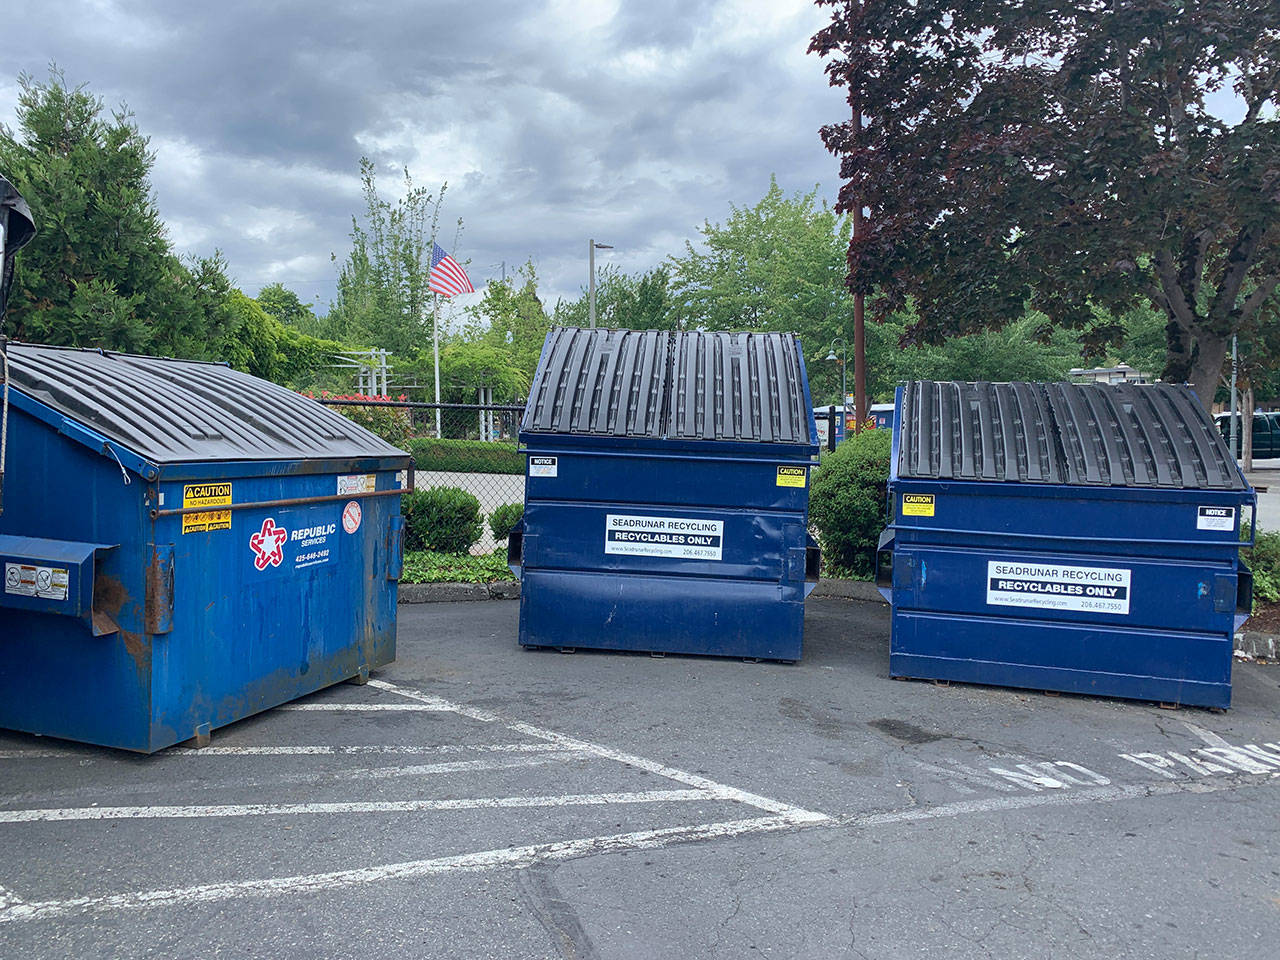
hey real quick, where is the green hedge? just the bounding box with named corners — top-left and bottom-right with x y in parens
top-left (402, 487), bottom-right (484, 553)
top-left (406, 437), bottom-right (524, 475)
top-left (809, 429), bottom-right (892, 577)
top-left (489, 502), bottom-right (524, 542)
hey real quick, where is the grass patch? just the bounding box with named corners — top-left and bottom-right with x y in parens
top-left (402, 550), bottom-right (511, 584)
top-left (406, 437), bottom-right (523, 475)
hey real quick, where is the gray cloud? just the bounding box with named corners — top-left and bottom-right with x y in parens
top-left (2, 0), bottom-right (849, 316)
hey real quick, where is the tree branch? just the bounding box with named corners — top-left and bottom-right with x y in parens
top-left (1208, 225), bottom-right (1263, 327)
top-left (1177, 228), bottom-right (1213, 307)
top-left (1240, 275), bottom-right (1280, 324)
top-left (1153, 249), bottom-right (1200, 330)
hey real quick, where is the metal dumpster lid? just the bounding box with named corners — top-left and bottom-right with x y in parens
top-left (6, 343), bottom-right (407, 464)
top-left (522, 327), bottom-right (814, 445)
top-left (898, 380), bottom-right (1245, 490)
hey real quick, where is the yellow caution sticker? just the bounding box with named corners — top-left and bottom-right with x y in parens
top-left (776, 466), bottom-right (807, 488)
top-left (183, 482), bottom-right (233, 534)
top-left (902, 493), bottom-right (935, 517)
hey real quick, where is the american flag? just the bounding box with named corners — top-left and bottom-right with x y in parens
top-left (428, 242), bottom-right (475, 297)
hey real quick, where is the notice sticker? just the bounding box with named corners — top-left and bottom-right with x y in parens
top-left (182, 482), bottom-right (233, 535)
top-left (902, 494), bottom-right (935, 517)
top-left (5, 563), bottom-right (36, 597)
top-left (605, 514), bottom-right (723, 560)
top-left (529, 456), bottom-right (558, 478)
top-left (1197, 506), bottom-right (1236, 532)
top-left (338, 474), bottom-right (377, 496)
top-left (776, 466), bottom-right (807, 488)
top-left (986, 561), bottom-right (1131, 616)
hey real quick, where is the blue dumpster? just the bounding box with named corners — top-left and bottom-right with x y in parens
top-left (511, 327), bottom-right (821, 661)
top-left (880, 380), bottom-right (1255, 709)
top-left (0, 344), bottom-right (409, 751)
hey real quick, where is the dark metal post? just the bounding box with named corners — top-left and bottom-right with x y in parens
top-left (827, 405), bottom-right (836, 452)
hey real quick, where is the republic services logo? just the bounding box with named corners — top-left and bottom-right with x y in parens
top-left (249, 517), bottom-right (289, 570)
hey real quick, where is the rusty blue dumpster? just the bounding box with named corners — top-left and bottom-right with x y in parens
top-left (881, 380), bottom-right (1255, 708)
top-left (0, 344), bottom-right (409, 751)
top-left (511, 327), bottom-right (821, 661)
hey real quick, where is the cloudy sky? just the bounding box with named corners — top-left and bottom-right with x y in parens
top-left (2, 0), bottom-right (848, 317)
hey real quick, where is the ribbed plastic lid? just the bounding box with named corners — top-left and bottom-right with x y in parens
top-left (897, 380), bottom-right (1244, 490)
top-left (7, 343), bottom-right (407, 464)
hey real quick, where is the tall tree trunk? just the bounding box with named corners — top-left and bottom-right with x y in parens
top-left (1188, 332), bottom-right (1229, 412)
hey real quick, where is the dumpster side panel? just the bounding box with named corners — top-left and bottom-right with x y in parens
top-left (148, 466), bottom-right (401, 749)
top-left (0, 406), bottom-right (154, 750)
top-left (886, 440), bottom-right (1251, 708)
top-left (519, 445), bottom-right (813, 660)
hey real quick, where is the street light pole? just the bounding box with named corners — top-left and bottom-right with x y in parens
top-left (588, 239), bottom-right (612, 328)
top-left (826, 337), bottom-right (848, 438)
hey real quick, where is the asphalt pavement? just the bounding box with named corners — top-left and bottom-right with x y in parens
top-left (1, 597), bottom-right (1278, 959)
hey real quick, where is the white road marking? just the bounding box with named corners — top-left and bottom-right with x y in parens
top-left (367, 679), bottom-right (821, 819)
top-left (0, 743), bottom-right (577, 761)
top-left (0, 813), bottom-right (818, 923)
top-left (275, 703), bottom-right (453, 712)
top-left (1182, 720), bottom-right (1234, 748)
top-left (0, 789), bottom-right (713, 824)
top-left (836, 769), bottom-right (1278, 828)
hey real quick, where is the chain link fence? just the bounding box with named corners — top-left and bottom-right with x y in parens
top-left (322, 399), bottom-right (526, 555)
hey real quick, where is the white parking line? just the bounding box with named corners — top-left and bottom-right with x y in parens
top-left (0, 814), bottom-right (816, 923)
top-left (0, 677), bottom-right (834, 922)
top-left (0, 743), bottom-right (573, 760)
top-left (368, 679), bottom-right (821, 819)
top-left (0, 789), bottom-right (713, 824)
top-left (275, 703), bottom-right (453, 712)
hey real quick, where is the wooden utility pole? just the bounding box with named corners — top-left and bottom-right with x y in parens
top-left (850, 15), bottom-right (867, 432)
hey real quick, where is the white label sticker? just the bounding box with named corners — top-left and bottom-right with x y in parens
top-left (529, 456), bottom-right (558, 478)
top-left (604, 514), bottom-right (724, 560)
top-left (986, 561), bottom-right (1131, 615)
top-left (5, 563), bottom-right (67, 600)
top-left (1197, 506), bottom-right (1236, 532)
top-left (342, 500), bottom-right (362, 534)
top-left (337, 474), bottom-right (377, 495)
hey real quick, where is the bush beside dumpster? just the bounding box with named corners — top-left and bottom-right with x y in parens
top-left (403, 487), bottom-right (485, 553)
top-left (810, 428), bottom-right (891, 578)
top-left (489, 502), bottom-right (523, 542)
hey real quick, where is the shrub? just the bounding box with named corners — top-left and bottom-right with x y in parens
top-left (402, 487), bottom-right (484, 553)
top-left (489, 502), bottom-right (524, 542)
top-left (1241, 524), bottom-right (1280, 609)
top-left (809, 428), bottom-right (893, 577)
top-left (406, 437), bottom-right (524, 475)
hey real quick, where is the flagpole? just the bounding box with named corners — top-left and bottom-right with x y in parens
top-left (432, 293), bottom-right (442, 439)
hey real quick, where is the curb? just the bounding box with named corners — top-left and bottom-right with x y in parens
top-left (809, 578), bottom-right (887, 604)
top-left (397, 578), bottom-right (887, 604)
top-left (399, 581), bottom-right (519, 603)
top-left (1237, 631), bottom-right (1279, 660)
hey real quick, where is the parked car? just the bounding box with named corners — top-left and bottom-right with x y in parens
top-left (1214, 411), bottom-right (1280, 458)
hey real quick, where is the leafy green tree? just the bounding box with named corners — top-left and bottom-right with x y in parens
top-left (438, 340), bottom-right (529, 403)
top-left (327, 158), bottom-right (451, 354)
top-left (460, 261), bottom-right (552, 385)
top-left (552, 266), bottom-right (677, 331)
top-left (0, 69), bottom-right (229, 354)
top-left (811, 0), bottom-right (1280, 409)
top-left (255, 282), bottom-right (323, 338)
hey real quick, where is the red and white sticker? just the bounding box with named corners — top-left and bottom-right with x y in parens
top-left (249, 517), bottom-right (288, 570)
top-left (342, 501), bottom-right (362, 534)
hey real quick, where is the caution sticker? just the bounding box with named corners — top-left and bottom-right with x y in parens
top-left (4, 563), bottom-right (67, 601)
top-left (338, 474), bottom-right (376, 495)
top-left (182, 482), bottom-right (233, 534)
top-left (776, 466), bottom-right (807, 488)
top-left (902, 493), bottom-right (935, 517)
